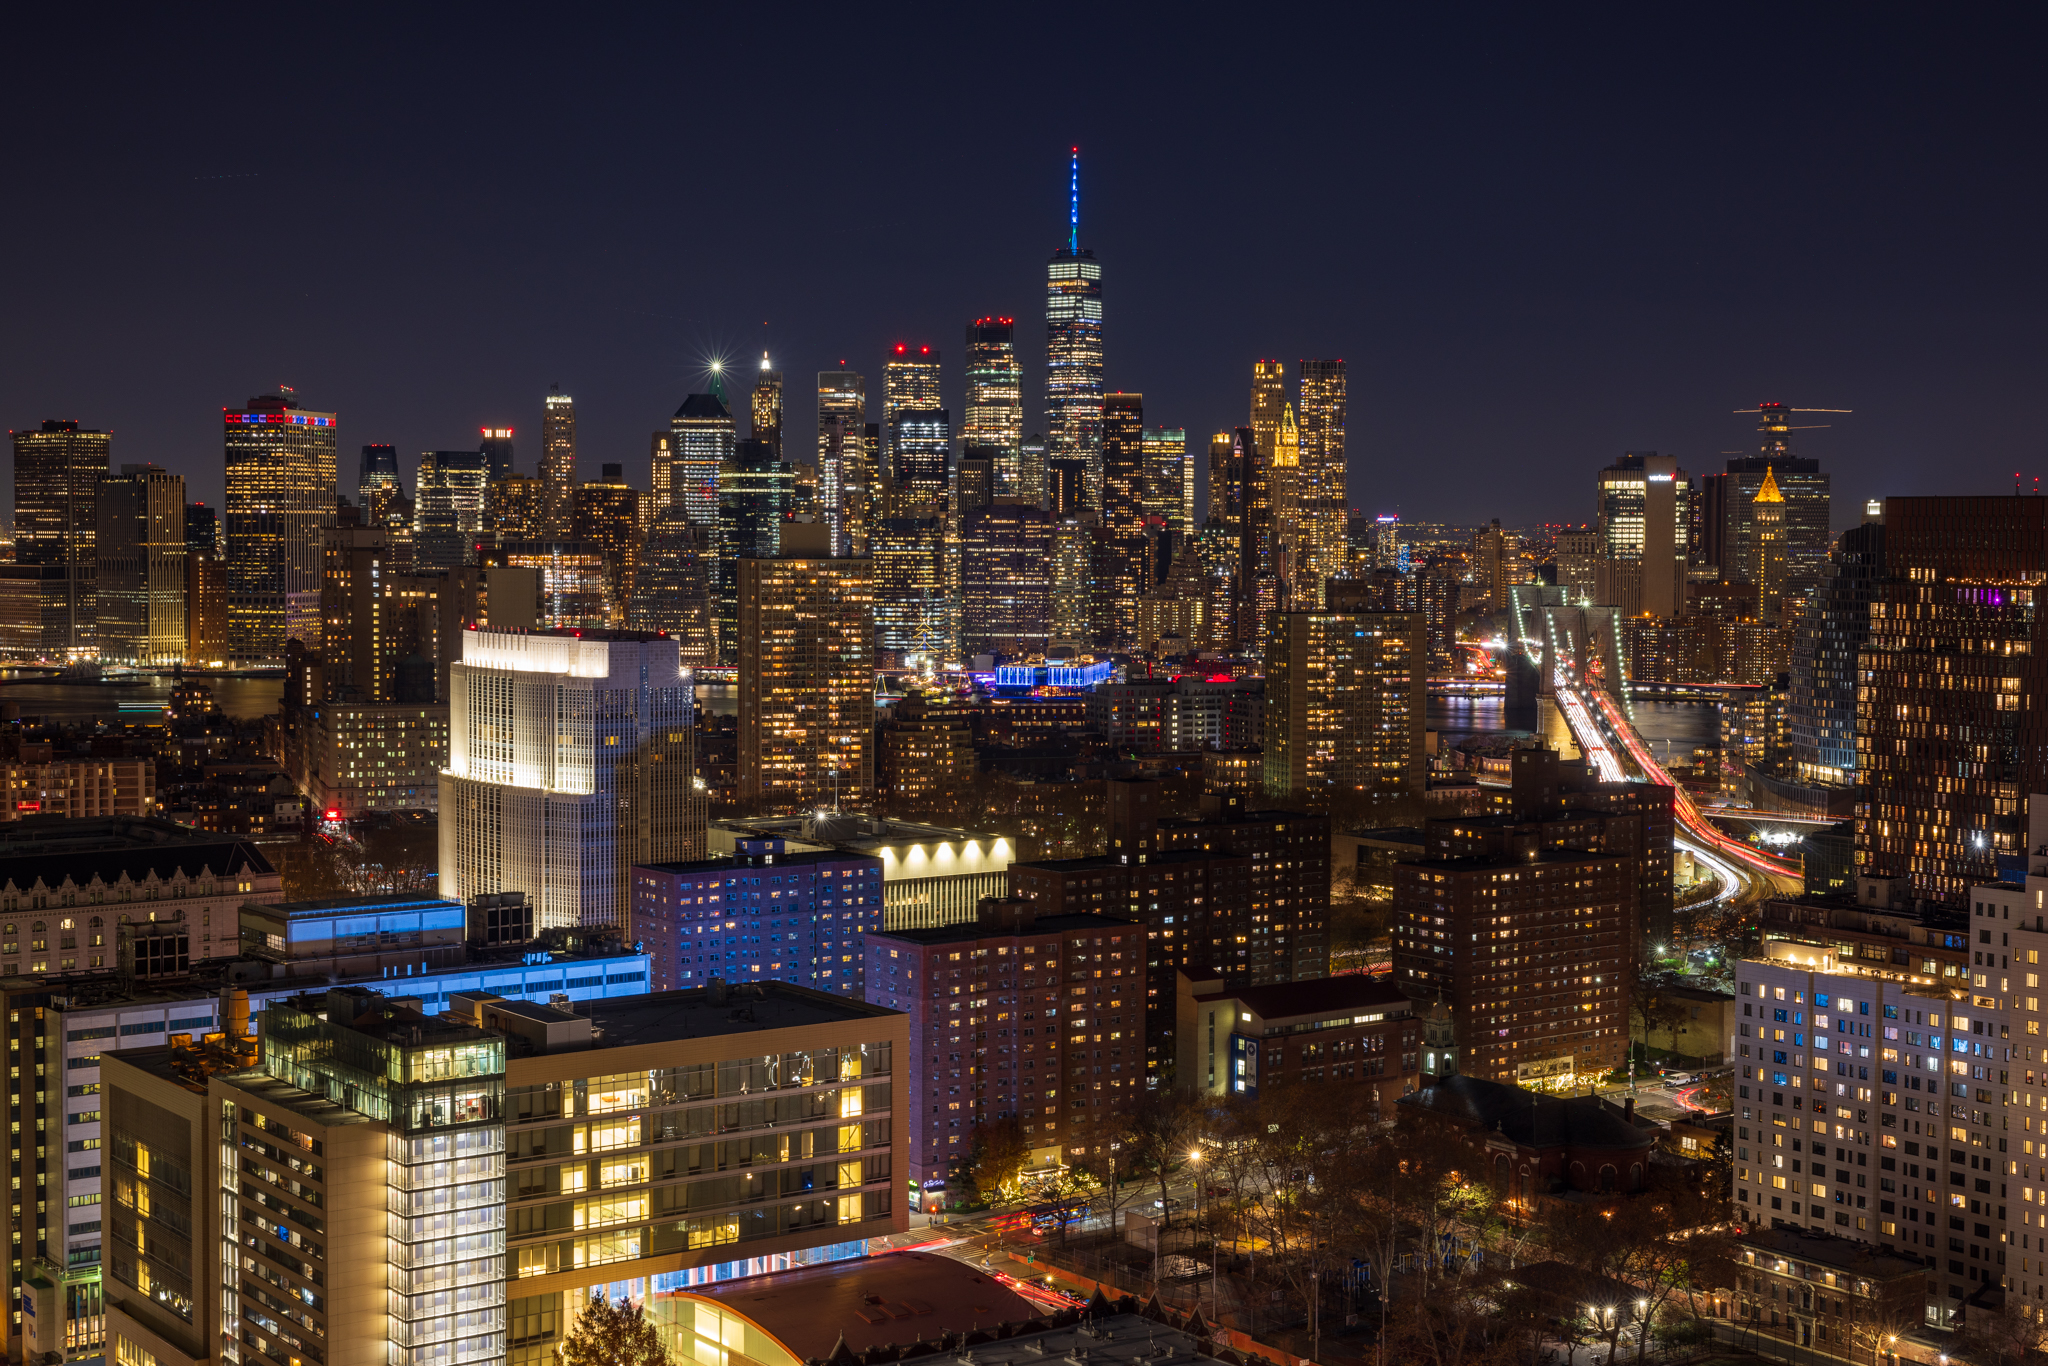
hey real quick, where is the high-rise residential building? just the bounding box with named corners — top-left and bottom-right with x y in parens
top-left (636, 840), bottom-right (883, 992)
top-left (671, 392), bottom-right (735, 527)
top-left (961, 501), bottom-right (1056, 659)
top-left (1018, 434), bottom-right (1048, 507)
top-left (1047, 459), bottom-right (1087, 517)
top-left (9, 418), bottom-right (109, 658)
top-left (1470, 518), bottom-right (1510, 613)
top-left (413, 448), bottom-right (491, 568)
top-left (865, 909), bottom-right (1141, 1188)
top-left (1140, 427), bottom-right (1190, 536)
top-left (96, 464), bottom-right (186, 666)
top-left (1553, 527), bottom-right (1599, 604)
top-left (359, 441), bottom-right (403, 524)
top-left (224, 390), bottom-right (338, 663)
top-left (1698, 403), bottom-right (1833, 606)
top-left (573, 463), bottom-right (641, 626)
top-left (1012, 785), bottom-right (1330, 1083)
top-left (1232, 427), bottom-right (1278, 654)
top-left (752, 351), bottom-right (784, 459)
top-left (1594, 451), bottom-right (1690, 619)
top-left (541, 384), bottom-right (576, 537)
top-left (1263, 610), bottom-right (1426, 797)
top-left (479, 425), bottom-right (515, 481)
top-left (955, 451), bottom-right (996, 518)
top-left (1858, 496), bottom-right (2048, 905)
top-left (1089, 393), bottom-right (1149, 648)
top-left (1045, 151), bottom-right (1103, 506)
top-left (486, 540), bottom-right (608, 628)
top-left (1296, 359), bottom-right (1349, 606)
top-left (873, 515), bottom-right (947, 660)
top-left (1048, 512), bottom-right (1092, 650)
top-left (737, 550), bottom-right (875, 809)
top-left (1788, 509), bottom-right (1885, 787)
top-left (963, 318), bottom-right (1024, 494)
top-left (185, 538), bottom-right (226, 668)
top-left (440, 628), bottom-right (703, 931)
top-left (817, 371), bottom-right (867, 553)
top-left (714, 440), bottom-right (792, 662)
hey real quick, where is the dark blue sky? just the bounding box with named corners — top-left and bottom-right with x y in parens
top-left (5, 7), bottom-right (2044, 533)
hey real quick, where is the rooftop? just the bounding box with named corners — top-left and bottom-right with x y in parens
top-left (254, 892), bottom-right (459, 916)
top-left (1349, 826), bottom-right (1427, 844)
top-left (1392, 848), bottom-right (1629, 872)
top-left (1739, 1224), bottom-right (1926, 1279)
top-left (639, 848), bottom-right (881, 878)
top-left (0, 817), bottom-right (275, 887)
top-left (870, 913), bottom-right (1140, 947)
top-left (571, 981), bottom-right (899, 1050)
top-left (1012, 850), bottom-right (1227, 873)
top-left (1195, 974), bottom-right (1412, 1022)
top-left (1399, 1073), bottom-right (1655, 1151)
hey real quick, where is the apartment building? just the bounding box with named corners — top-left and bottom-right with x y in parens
top-left (100, 980), bottom-right (906, 1366)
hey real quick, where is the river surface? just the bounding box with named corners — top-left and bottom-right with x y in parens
top-left (1428, 691), bottom-right (1720, 759)
top-left (0, 672), bottom-right (284, 723)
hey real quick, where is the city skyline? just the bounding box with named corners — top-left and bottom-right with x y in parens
top-left (7, 13), bottom-right (2042, 533)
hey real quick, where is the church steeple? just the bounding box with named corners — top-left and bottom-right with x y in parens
top-left (1422, 997), bottom-right (1459, 1078)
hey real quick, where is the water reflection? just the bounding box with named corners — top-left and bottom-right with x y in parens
top-left (0, 673), bottom-right (284, 723)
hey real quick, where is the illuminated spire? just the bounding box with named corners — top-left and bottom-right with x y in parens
top-left (1069, 147), bottom-right (1079, 253)
top-left (1754, 466), bottom-right (1785, 503)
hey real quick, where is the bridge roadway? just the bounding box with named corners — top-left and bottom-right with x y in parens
top-left (1552, 676), bottom-right (1804, 893)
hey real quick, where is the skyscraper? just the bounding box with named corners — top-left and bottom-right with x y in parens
top-left (873, 514), bottom-right (947, 661)
top-left (225, 390), bottom-right (337, 662)
top-left (1787, 508), bottom-right (1884, 786)
top-left (1140, 428), bottom-right (1190, 535)
top-left (359, 441), bottom-right (402, 524)
top-left (817, 370), bottom-right (867, 553)
top-left (670, 392), bottom-right (735, 527)
top-left (1856, 496), bottom-right (2048, 905)
top-left (963, 318), bottom-right (1024, 494)
top-left (960, 501), bottom-right (1056, 658)
top-left (751, 351), bottom-right (784, 459)
top-left (887, 409), bottom-right (951, 502)
top-left (8, 418), bottom-right (108, 658)
top-left (1205, 432), bottom-right (1235, 531)
top-left (1697, 403), bottom-right (1834, 606)
top-left (1753, 467), bottom-right (1786, 622)
top-left (715, 440), bottom-right (792, 662)
top-left (1045, 150), bottom-right (1104, 506)
top-left (440, 628), bottom-right (703, 929)
top-left (737, 549), bottom-right (875, 808)
top-left (1296, 359), bottom-right (1348, 606)
top-left (573, 464), bottom-right (642, 626)
top-left (883, 345), bottom-right (942, 424)
top-left (541, 385), bottom-right (576, 537)
top-left (96, 464), bottom-right (186, 666)
top-left (1090, 393), bottom-right (1149, 647)
top-left (412, 448), bottom-right (490, 568)
top-left (647, 431), bottom-right (674, 519)
top-left (630, 510), bottom-right (715, 662)
top-left (1593, 451), bottom-right (1689, 619)
top-left (1249, 360), bottom-right (1287, 467)
top-left (1018, 434), bottom-right (1048, 507)
top-left (1264, 611), bottom-right (1426, 797)
top-left (478, 426), bottom-right (516, 481)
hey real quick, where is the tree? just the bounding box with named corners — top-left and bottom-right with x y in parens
top-left (558, 1293), bottom-right (670, 1366)
top-left (1958, 1295), bottom-right (2046, 1366)
top-left (1845, 1287), bottom-right (1925, 1366)
top-left (1113, 1087), bottom-right (1203, 1230)
top-left (967, 1117), bottom-right (1032, 1201)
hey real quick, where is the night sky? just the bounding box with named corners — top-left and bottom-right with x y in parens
top-left (5, 8), bottom-right (2044, 534)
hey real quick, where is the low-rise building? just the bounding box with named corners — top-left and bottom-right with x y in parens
top-left (0, 756), bottom-right (154, 821)
top-left (1730, 1225), bottom-right (1926, 1360)
top-left (1398, 1070), bottom-right (1657, 1204)
top-left (1175, 972), bottom-right (1420, 1115)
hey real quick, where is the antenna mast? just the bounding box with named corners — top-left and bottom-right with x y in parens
top-left (1069, 147), bottom-right (1079, 253)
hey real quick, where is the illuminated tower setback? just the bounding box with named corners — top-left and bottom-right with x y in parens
top-left (1296, 359), bottom-right (1348, 607)
top-left (541, 385), bottom-right (576, 537)
top-left (1045, 149), bottom-right (1104, 507)
top-left (224, 390), bottom-right (338, 663)
top-left (964, 318), bottom-right (1024, 495)
top-left (1754, 466), bottom-right (1786, 624)
top-left (751, 352), bottom-right (785, 460)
